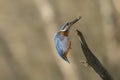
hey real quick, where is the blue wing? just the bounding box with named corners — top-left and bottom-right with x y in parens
top-left (54, 36), bottom-right (64, 57)
top-left (54, 32), bottom-right (70, 63)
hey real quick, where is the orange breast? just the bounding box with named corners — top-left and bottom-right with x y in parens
top-left (60, 31), bottom-right (69, 36)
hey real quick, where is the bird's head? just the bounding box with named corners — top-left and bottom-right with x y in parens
top-left (60, 16), bottom-right (81, 32)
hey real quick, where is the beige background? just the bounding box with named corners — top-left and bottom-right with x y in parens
top-left (0, 0), bottom-right (120, 80)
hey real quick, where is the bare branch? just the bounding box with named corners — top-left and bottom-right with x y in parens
top-left (76, 29), bottom-right (113, 80)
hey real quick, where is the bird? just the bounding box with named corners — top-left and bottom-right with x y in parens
top-left (54, 16), bottom-right (81, 63)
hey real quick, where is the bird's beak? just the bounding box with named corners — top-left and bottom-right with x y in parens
top-left (69, 16), bottom-right (82, 26)
top-left (64, 16), bottom-right (82, 31)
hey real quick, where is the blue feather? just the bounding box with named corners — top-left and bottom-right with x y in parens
top-left (54, 32), bottom-right (70, 63)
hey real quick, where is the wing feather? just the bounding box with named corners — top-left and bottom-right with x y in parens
top-left (54, 35), bottom-right (69, 53)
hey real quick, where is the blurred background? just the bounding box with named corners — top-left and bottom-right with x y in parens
top-left (0, 0), bottom-right (120, 80)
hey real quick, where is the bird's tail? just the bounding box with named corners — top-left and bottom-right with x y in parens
top-left (64, 57), bottom-right (70, 63)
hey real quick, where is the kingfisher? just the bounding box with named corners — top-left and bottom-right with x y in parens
top-left (54, 16), bottom-right (81, 63)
